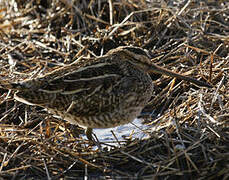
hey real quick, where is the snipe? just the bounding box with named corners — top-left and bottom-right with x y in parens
top-left (1, 46), bottom-right (212, 140)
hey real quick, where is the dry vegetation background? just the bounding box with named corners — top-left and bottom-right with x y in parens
top-left (0, 0), bottom-right (229, 179)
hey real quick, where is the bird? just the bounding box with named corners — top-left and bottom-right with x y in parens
top-left (0, 46), bottom-right (212, 140)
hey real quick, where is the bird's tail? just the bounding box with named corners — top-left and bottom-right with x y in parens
top-left (1, 81), bottom-right (19, 90)
top-left (0, 80), bottom-right (33, 91)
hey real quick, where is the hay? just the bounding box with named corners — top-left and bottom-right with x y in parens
top-left (0, 0), bottom-right (228, 179)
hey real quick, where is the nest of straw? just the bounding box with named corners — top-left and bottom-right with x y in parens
top-left (0, 0), bottom-right (228, 179)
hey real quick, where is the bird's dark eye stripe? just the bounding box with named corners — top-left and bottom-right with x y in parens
top-left (124, 47), bottom-right (148, 57)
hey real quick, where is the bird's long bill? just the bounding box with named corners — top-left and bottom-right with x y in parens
top-left (148, 63), bottom-right (212, 88)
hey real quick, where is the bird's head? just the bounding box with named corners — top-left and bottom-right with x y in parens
top-left (107, 46), bottom-right (153, 72)
top-left (107, 46), bottom-right (212, 88)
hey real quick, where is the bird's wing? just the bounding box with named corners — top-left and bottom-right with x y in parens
top-left (14, 57), bottom-right (129, 115)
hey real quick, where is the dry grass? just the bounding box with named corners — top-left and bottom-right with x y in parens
top-left (0, 0), bottom-right (229, 179)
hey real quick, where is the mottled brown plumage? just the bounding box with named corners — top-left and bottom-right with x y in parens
top-left (1, 46), bottom-right (212, 139)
